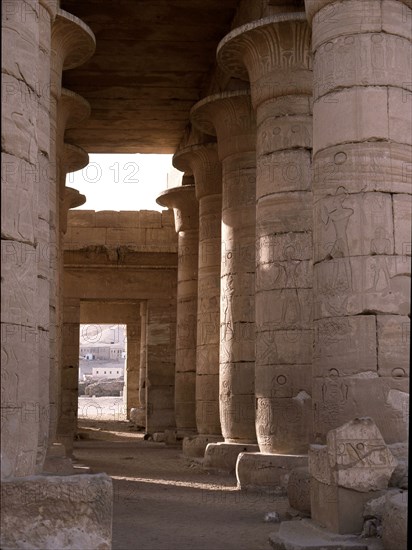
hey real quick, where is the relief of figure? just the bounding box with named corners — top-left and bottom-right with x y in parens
top-left (177, 314), bottom-right (196, 349)
top-left (322, 368), bottom-right (348, 405)
top-left (221, 275), bottom-right (234, 342)
top-left (368, 227), bottom-right (392, 293)
top-left (321, 186), bottom-right (354, 292)
top-left (272, 244), bottom-right (301, 328)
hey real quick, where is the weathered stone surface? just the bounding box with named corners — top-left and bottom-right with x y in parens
top-left (311, 477), bottom-right (385, 534)
top-left (203, 442), bottom-right (259, 474)
top-left (0, 474), bottom-right (112, 550)
top-left (381, 491), bottom-right (408, 550)
top-left (236, 452), bottom-right (307, 493)
top-left (287, 466), bottom-right (311, 515)
top-left (377, 315), bottom-right (410, 377)
top-left (182, 434), bottom-right (223, 458)
top-left (388, 442), bottom-right (408, 489)
top-left (310, 417), bottom-right (399, 489)
top-left (269, 517), bottom-right (374, 549)
top-left (130, 407), bottom-right (145, 428)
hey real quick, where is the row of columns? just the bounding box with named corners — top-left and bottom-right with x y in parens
top-left (157, 0), bottom-right (410, 476)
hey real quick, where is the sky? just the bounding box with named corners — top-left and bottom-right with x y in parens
top-left (66, 154), bottom-right (183, 212)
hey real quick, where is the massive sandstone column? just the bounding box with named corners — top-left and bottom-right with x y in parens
top-left (157, 181), bottom-right (199, 437)
top-left (49, 9), bottom-right (95, 447)
top-left (191, 90), bottom-right (259, 470)
top-left (305, 0), bottom-right (411, 443)
top-left (1, 0), bottom-right (56, 479)
top-left (217, 13), bottom-right (313, 485)
top-left (57, 187), bottom-right (86, 454)
top-left (173, 139), bottom-right (224, 456)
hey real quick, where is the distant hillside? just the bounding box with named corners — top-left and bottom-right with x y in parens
top-left (80, 324), bottom-right (126, 348)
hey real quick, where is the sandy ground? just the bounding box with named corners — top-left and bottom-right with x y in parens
top-left (74, 398), bottom-right (288, 550)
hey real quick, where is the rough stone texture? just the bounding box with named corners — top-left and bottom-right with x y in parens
top-left (203, 442), bottom-right (259, 474)
top-left (157, 183), bottom-right (199, 435)
top-left (381, 491), bottom-right (408, 550)
top-left (388, 442), bottom-right (408, 489)
top-left (1, 474), bottom-right (112, 550)
top-left (269, 518), bottom-right (378, 550)
top-left (124, 322), bottom-right (140, 418)
top-left (191, 90), bottom-right (257, 445)
top-left (236, 452), bottom-right (307, 493)
top-left (308, 417), bottom-right (397, 535)
top-left (309, 418), bottom-right (397, 493)
top-left (287, 466), bottom-right (311, 515)
top-left (182, 434), bottom-right (223, 458)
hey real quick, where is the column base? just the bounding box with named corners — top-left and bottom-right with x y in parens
top-left (236, 452), bottom-right (308, 493)
top-left (269, 519), bottom-right (382, 550)
top-left (203, 442), bottom-right (259, 474)
top-left (1, 473), bottom-right (113, 550)
top-left (130, 406), bottom-right (145, 428)
top-left (182, 434), bottom-right (223, 458)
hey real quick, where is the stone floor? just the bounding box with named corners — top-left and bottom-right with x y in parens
top-left (74, 418), bottom-right (289, 550)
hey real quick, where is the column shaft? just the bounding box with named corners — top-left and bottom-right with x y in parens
top-left (191, 91), bottom-right (257, 444)
top-left (125, 323), bottom-right (141, 419)
top-left (217, 13), bottom-right (313, 454)
top-left (308, 0), bottom-right (411, 443)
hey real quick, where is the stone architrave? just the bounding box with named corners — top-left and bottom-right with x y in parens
top-left (191, 90), bottom-right (257, 449)
top-left (305, 0), bottom-right (411, 443)
top-left (157, 182), bottom-right (199, 436)
top-left (173, 139), bottom-right (223, 456)
top-left (217, 12), bottom-right (313, 457)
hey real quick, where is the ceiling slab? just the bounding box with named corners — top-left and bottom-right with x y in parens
top-left (61, 0), bottom-right (240, 153)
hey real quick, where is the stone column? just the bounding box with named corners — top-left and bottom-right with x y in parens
top-left (306, 0), bottom-right (410, 444)
top-left (139, 302), bottom-right (148, 409)
top-left (173, 140), bottom-right (224, 457)
top-left (217, 13), bottom-right (313, 487)
top-left (157, 181), bottom-right (199, 437)
top-left (145, 299), bottom-right (177, 434)
top-left (130, 302), bottom-right (147, 428)
top-left (49, 9), bottom-right (95, 447)
top-left (1, 0), bottom-right (48, 480)
top-left (57, 297), bottom-right (80, 455)
top-left (124, 322), bottom-right (141, 419)
top-left (191, 90), bottom-right (259, 471)
top-left (56, 187), bottom-right (85, 455)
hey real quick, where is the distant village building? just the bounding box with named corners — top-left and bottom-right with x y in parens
top-left (92, 366), bottom-right (124, 379)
